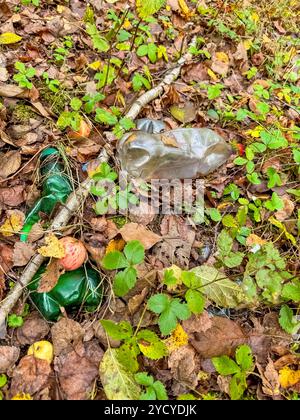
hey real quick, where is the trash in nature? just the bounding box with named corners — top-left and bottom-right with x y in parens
top-left (118, 119), bottom-right (232, 179)
top-left (20, 148), bottom-right (72, 242)
top-left (28, 266), bottom-right (103, 321)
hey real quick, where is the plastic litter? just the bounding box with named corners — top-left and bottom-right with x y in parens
top-left (20, 148), bottom-right (72, 242)
top-left (28, 266), bottom-right (103, 321)
top-left (118, 119), bottom-right (232, 179)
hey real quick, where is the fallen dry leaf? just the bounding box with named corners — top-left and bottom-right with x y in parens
top-left (168, 345), bottom-right (200, 391)
top-left (37, 259), bottom-right (65, 293)
top-left (0, 83), bottom-right (25, 98)
top-left (38, 234), bottom-right (65, 259)
top-left (51, 317), bottom-right (84, 356)
top-left (13, 242), bottom-right (35, 267)
top-left (10, 355), bottom-right (51, 397)
top-left (0, 150), bottom-right (21, 179)
top-left (279, 366), bottom-right (300, 389)
top-left (128, 287), bottom-right (148, 315)
top-left (105, 238), bottom-right (126, 254)
top-left (246, 234), bottom-right (267, 247)
top-left (257, 358), bottom-right (280, 397)
top-left (119, 223), bottom-right (161, 250)
top-left (275, 196), bottom-right (295, 221)
top-left (15, 312), bottom-right (50, 346)
top-left (0, 210), bottom-right (25, 237)
top-left (211, 51), bottom-right (230, 76)
top-left (188, 316), bottom-right (246, 358)
top-left (181, 63), bottom-right (208, 83)
top-left (0, 185), bottom-right (25, 206)
top-left (0, 346), bottom-right (20, 373)
top-left (54, 340), bottom-right (103, 400)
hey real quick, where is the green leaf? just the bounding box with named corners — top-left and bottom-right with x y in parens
top-left (222, 215), bottom-right (238, 228)
top-left (279, 305), bottom-right (300, 335)
top-left (223, 252), bottom-right (245, 268)
top-left (0, 374), bottom-right (7, 388)
top-left (100, 320), bottom-right (133, 340)
top-left (207, 84), bottom-right (224, 100)
top-left (95, 108), bottom-right (118, 125)
top-left (170, 299), bottom-right (191, 320)
top-left (124, 240), bottom-right (145, 265)
top-left (102, 251), bottom-right (128, 270)
top-left (181, 271), bottom-right (201, 289)
top-left (212, 356), bottom-right (240, 375)
top-left (235, 345), bottom-right (254, 372)
top-left (233, 157), bottom-right (248, 166)
top-left (113, 267), bottom-right (137, 297)
top-left (191, 265), bottom-right (246, 308)
top-left (282, 279), bottom-right (300, 302)
top-left (163, 269), bottom-right (178, 286)
top-left (208, 208), bottom-right (222, 222)
top-left (137, 44), bottom-right (148, 57)
top-left (158, 307), bottom-right (177, 335)
top-left (264, 192), bottom-right (284, 211)
top-left (260, 129), bottom-right (288, 150)
top-left (267, 167), bottom-right (282, 188)
top-left (229, 372), bottom-right (247, 400)
top-left (135, 372), bottom-right (154, 387)
top-left (293, 148), bottom-right (300, 164)
top-left (148, 294), bottom-right (169, 314)
top-left (7, 314), bottom-right (23, 328)
top-left (217, 230), bottom-right (233, 256)
top-left (147, 43), bottom-right (157, 63)
top-left (136, 330), bottom-right (168, 359)
top-left (140, 387), bottom-right (156, 400)
top-left (119, 117), bottom-right (136, 131)
top-left (152, 380), bottom-right (168, 400)
top-left (185, 289), bottom-right (205, 314)
top-left (136, 0), bottom-right (166, 20)
top-left (247, 172), bottom-right (261, 185)
top-left (70, 98), bottom-right (82, 111)
top-left (99, 349), bottom-right (141, 399)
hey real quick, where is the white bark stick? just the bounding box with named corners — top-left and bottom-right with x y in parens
top-left (0, 37), bottom-right (196, 337)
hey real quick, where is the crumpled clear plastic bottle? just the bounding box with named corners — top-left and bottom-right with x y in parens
top-left (20, 148), bottom-right (72, 242)
top-left (118, 119), bottom-right (232, 179)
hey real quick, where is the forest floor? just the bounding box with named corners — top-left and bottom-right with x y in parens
top-left (0, 0), bottom-right (299, 401)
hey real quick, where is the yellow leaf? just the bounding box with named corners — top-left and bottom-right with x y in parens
top-left (178, 0), bottom-right (192, 18)
top-left (243, 40), bottom-right (253, 50)
top-left (269, 216), bottom-right (296, 245)
top-left (215, 51), bottom-right (229, 63)
top-left (251, 12), bottom-right (259, 23)
top-left (163, 264), bottom-right (183, 291)
top-left (246, 234), bottom-right (267, 247)
top-left (164, 324), bottom-right (188, 353)
top-left (38, 234), bottom-right (65, 259)
top-left (89, 61), bottom-right (101, 70)
top-left (105, 238), bottom-right (126, 254)
top-left (0, 32), bottom-right (22, 45)
top-left (0, 210), bottom-right (25, 237)
top-left (245, 125), bottom-right (263, 138)
top-left (279, 366), bottom-right (300, 389)
top-left (11, 393), bottom-right (33, 400)
top-left (207, 68), bottom-right (219, 81)
top-left (122, 19), bottom-right (131, 30)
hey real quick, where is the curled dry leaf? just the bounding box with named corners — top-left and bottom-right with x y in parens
top-left (37, 259), bottom-right (65, 293)
top-left (0, 185), bottom-right (25, 207)
top-left (10, 355), bottom-right (51, 397)
top-left (55, 340), bottom-right (104, 400)
top-left (16, 312), bottom-right (50, 346)
top-left (0, 346), bottom-right (20, 373)
top-left (119, 223), bottom-right (161, 250)
top-left (275, 196), bottom-right (295, 221)
top-left (51, 317), bottom-right (84, 356)
top-left (211, 51), bottom-right (230, 76)
top-left (181, 62), bottom-right (208, 83)
top-left (13, 242), bottom-right (35, 267)
top-left (257, 358), bottom-right (280, 397)
top-left (0, 150), bottom-right (21, 179)
top-left (168, 345), bottom-right (201, 391)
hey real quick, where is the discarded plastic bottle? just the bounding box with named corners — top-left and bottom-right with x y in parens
top-left (118, 119), bottom-right (232, 180)
top-left (28, 266), bottom-right (103, 321)
top-left (20, 148), bottom-right (72, 242)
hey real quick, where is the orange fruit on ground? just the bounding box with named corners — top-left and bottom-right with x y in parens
top-left (58, 237), bottom-right (87, 271)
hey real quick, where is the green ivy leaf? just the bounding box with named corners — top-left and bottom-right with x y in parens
top-left (279, 305), bottom-right (300, 335)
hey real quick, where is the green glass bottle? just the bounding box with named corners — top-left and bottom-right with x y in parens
top-left (20, 148), bottom-right (73, 242)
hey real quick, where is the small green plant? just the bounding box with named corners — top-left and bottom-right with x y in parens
top-left (86, 23), bottom-right (110, 52)
top-left (135, 372), bottom-right (168, 400)
top-left (279, 305), bottom-right (300, 335)
top-left (207, 83), bottom-right (224, 100)
top-left (212, 344), bottom-right (254, 400)
top-left (217, 230), bottom-right (245, 268)
top-left (7, 314), bottom-right (24, 328)
top-left (13, 62), bottom-right (36, 89)
top-left (0, 374), bottom-right (7, 400)
top-left (102, 240), bottom-right (145, 296)
top-left (147, 293), bottom-right (191, 335)
top-left (101, 320), bottom-right (167, 373)
top-left (21, 0), bottom-right (39, 6)
top-left (56, 98), bottom-right (83, 131)
top-left (42, 72), bottom-right (60, 93)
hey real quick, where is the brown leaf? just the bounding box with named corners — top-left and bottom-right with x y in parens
top-left (275, 196), bottom-right (295, 221)
top-left (168, 345), bottom-right (201, 392)
top-left (189, 316), bottom-right (246, 358)
top-left (211, 51), bottom-right (230, 76)
top-left (233, 42), bottom-right (248, 68)
top-left (170, 102), bottom-right (196, 124)
top-left (0, 242), bottom-right (13, 299)
top-left (0, 150), bottom-right (21, 179)
top-left (27, 222), bottom-right (45, 243)
top-left (182, 311), bottom-right (212, 335)
top-left (13, 242), bottom-right (35, 267)
top-left (0, 185), bottom-right (25, 206)
top-left (257, 358), bottom-right (281, 397)
top-left (0, 346), bottom-right (20, 373)
top-left (160, 134), bottom-right (180, 148)
top-left (128, 287), bottom-right (149, 315)
top-left (10, 355), bottom-right (51, 396)
top-left (51, 318), bottom-right (84, 356)
top-left (182, 62), bottom-right (208, 83)
top-left (37, 259), bottom-right (65, 293)
top-left (15, 312), bottom-right (50, 346)
top-left (119, 223), bottom-right (161, 250)
top-left (0, 83), bottom-right (25, 98)
top-left (54, 340), bottom-right (103, 400)
top-left (252, 52), bottom-right (264, 66)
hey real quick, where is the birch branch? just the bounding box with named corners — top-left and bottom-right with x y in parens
top-left (0, 36), bottom-right (196, 337)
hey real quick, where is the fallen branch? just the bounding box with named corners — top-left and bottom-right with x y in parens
top-left (0, 36), bottom-right (196, 337)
